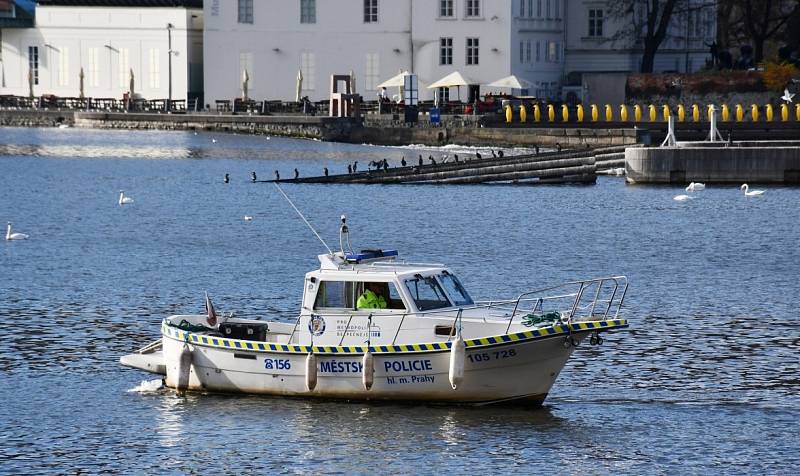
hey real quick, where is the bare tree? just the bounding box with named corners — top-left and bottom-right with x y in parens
top-left (739, 0), bottom-right (798, 62)
top-left (606, 0), bottom-right (683, 73)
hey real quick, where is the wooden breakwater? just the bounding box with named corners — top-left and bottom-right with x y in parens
top-left (269, 146), bottom-right (629, 185)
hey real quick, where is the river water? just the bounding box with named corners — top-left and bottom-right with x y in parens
top-left (1, 127), bottom-right (798, 474)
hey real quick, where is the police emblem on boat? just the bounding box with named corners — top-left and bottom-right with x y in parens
top-left (308, 315), bottom-right (326, 336)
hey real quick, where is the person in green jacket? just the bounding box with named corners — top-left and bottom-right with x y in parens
top-left (357, 282), bottom-right (388, 309)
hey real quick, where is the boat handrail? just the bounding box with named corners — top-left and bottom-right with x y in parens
top-left (505, 276), bottom-right (628, 333)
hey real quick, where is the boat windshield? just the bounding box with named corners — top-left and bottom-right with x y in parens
top-left (404, 274), bottom-right (451, 311)
top-left (438, 272), bottom-right (474, 306)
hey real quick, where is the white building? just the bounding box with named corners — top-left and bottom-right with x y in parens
top-left (204, 0), bottom-right (715, 104)
top-left (0, 0), bottom-right (203, 103)
top-left (204, 0), bottom-right (565, 103)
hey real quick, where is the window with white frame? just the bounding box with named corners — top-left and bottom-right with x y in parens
top-left (28, 46), bottom-right (38, 85)
top-left (440, 37), bottom-right (453, 65)
top-left (440, 0), bottom-right (453, 17)
top-left (149, 48), bottom-right (160, 89)
top-left (300, 52), bottom-right (315, 90)
top-left (466, 38), bottom-right (479, 65)
top-left (117, 48), bottom-right (129, 88)
top-left (301, 0), bottom-right (316, 24)
top-left (465, 0), bottom-right (480, 17)
top-left (87, 47), bottom-right (99, 87)
top-left (57, 47), bottom-right (69, 87)
top-left (238, 0), bottom-right (253, 24)
top-left (364, 0), bottom-right (378, 23)
top-left (588, 9), bottom-right (603, 37)
top-left (365, 53), bottom-right (379, 90)
top-left (547, 41), bottom-right (556, 62)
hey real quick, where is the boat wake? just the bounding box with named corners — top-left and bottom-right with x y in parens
top-left (127, 378), bottom-right (165, 394)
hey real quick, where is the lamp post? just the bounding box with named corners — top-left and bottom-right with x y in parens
top-left (167, 23), bottom-right (174, 107)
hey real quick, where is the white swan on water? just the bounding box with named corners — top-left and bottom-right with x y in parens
top-left (243, 216), bottom-right (253, 221)
top-left (118, 191), bottom-right (134, 205)
top-left (673, 194), bottom-right (694, 201)
top-left (6, 222), bottom-right (29, 240)
top-left (686, 182), bottom-right (706, 192)
top-left (741, 184), bottom-right (765, 197)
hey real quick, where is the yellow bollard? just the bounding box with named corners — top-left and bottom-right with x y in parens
top-left (547, 104), bottom-right (555, 122)
top-left (765, 104), bottom-right (774, 122)
top-left (796, 104), bottom-right (800, 121)
top-left (533, 104), bottom-right (541, 122)
top-left (604, 104), bottom-right (613, 121)
top-left (620, 104), bottom-right (629, 122)
top-left (735, 104), bottom-right (744, 122)
top-left (576, 104), bottom-right (585, 122)
top-left (677, 105), bottom-right (686, 122)
top-left (505, 105), bottom-right (513, 124)
top-left (520, 105), bottom-right (527, 123)
top-left (781, 103), bottom-right (789, 122)
top-left (721, 104), bottom-right (730, 122)
top-left (634, 104), bottom-right (642, 122)
top-left (662, 105), bottom-right (671, 121)
top-left (649, 104), bottom-right (657, 122)
top-left (692, 104), bottom-right (700, 122)
top-left (751, 104), bottom-right (759, 122)
top-left (591, 104), bottom-right (599, 122)
top-left (561, 104), bottom-right (569, 122)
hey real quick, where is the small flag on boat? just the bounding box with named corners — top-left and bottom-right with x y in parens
top-left (205, 291), bottom-right (217, 327)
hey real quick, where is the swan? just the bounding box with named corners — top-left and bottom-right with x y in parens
top-left (741, 184), bottom-right (765, 197)
top-left (243, 216), bottom-right (253, 221)
top-left (211, 138), bottom-right (217, 143)
top-left (686, 182), bottom-right (706, 192)
top-left (118, 190), bottom-right (134, 205)
top-left (612, 167), bottom-right (625, 176)
top-left (6, 222), bottom-right (29, 240)
top-left (673, 194), bottom-right (694, 201)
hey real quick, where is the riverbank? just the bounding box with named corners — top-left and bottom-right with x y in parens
top-left (2, 109), bottom-right (798, 148)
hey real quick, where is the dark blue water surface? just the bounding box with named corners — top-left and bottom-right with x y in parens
top-left (1, 127), bottom-right (798, 475)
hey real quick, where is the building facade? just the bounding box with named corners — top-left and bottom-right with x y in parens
top-left (205, 0), bottom-right (715, 104)
top-left (0, 0), bottom-right (203, 103)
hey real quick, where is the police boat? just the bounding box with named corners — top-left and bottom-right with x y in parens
top-left (121, 216), bottom-right (629, 405)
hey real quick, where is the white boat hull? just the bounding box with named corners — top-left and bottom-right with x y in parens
top-left (161, 319), bottom-right (627, 404)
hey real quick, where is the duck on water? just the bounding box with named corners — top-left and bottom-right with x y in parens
top-left (121, 205), bottom-right (629, 405)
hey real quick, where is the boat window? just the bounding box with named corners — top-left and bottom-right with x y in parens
top-left (438, 272), bottom-right (474, 306)
top-left (314, 281), bottom-right (406, 310)
top-left (404, 275), bottom-right (452, 311)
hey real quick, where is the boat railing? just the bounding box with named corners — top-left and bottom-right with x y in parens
top-left (500, 276), bottom-right (628, 333)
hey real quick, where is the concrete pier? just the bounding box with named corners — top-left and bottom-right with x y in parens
top-left (625, 141), bottom-right (800, 184)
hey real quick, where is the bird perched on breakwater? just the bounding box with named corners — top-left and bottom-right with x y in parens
top-left (475, 152), bottom-right (482, 159)
top-left (324, 167), bottom-right (329, 176)
top-left (348, 164), bottom-right (353, 174)
top-left (353, 161), bottom-right (358, 172)
top-left (275, 170), bottom-right (280, 181)
top-left (429, 156), bottom-right (437, 165)
top-left (534, 145), bottom-right (540, 155)
top-left (491, 150), bottom-right (497, 158)
top-left (224, 173), bottom-right (230, 184)
top-left (294, 168), bottom-right (299, 180)
top-left (251, 171), bottom-right (257, 183)
top-left (555, 143), bottom-right (562, 152)
top-left (454, 154), bottom-right (459, 163)
top-left (401, 157), bottom-right (407, 167)
top-left (498, 150), bottom-right (504, 158)
top-left (418, 155), bottom-right (423, 166)
top-left (382, 159), bottom-right (389, 171)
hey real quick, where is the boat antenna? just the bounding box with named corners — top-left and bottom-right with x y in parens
top-left (339, 215), bottom-right (353, 254)
top-left (273, 183), bottom-right (333, 255)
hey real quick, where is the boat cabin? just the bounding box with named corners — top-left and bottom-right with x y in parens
top-left (297, 250), bottom-right (480, 346)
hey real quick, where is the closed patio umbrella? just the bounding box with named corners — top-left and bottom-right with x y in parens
top-left (79, 67), bottom-right (85, 99)
top-left (242, 68), bottom-right (249, 100)
top-left (296, 69), bottom-right (303, 102)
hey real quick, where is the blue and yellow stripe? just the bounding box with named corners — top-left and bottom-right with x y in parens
top-left (161, 319), bottom-right (628, 355)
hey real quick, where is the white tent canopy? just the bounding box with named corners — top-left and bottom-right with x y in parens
top-left (377, 71), bottom-right (411, 88)
top-left (486, 75), bottom-right (532, 90)
top-left (427, 71), bottom-right (477, 89)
